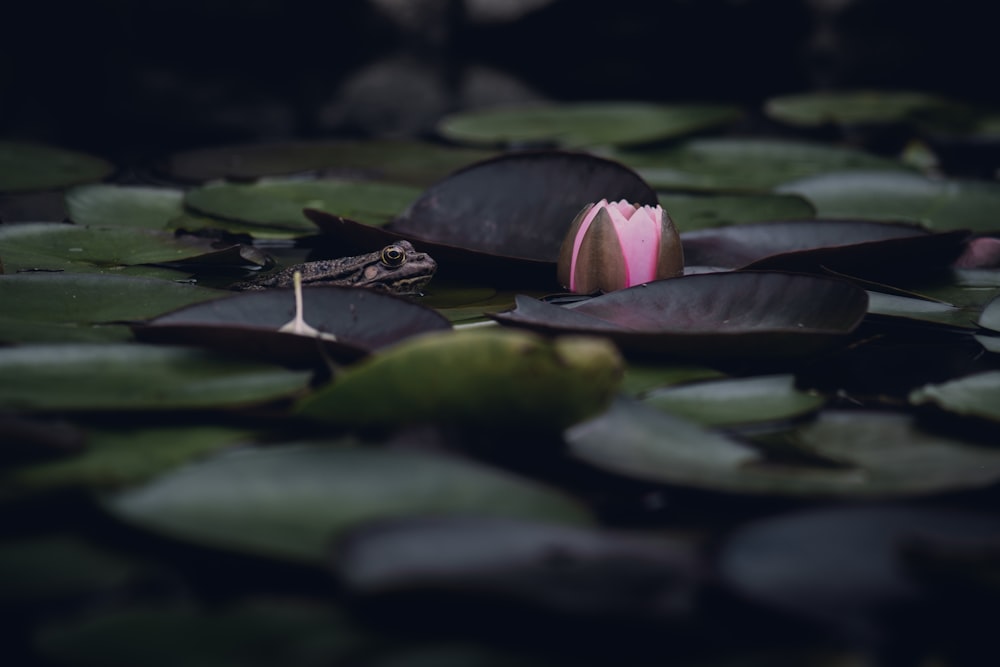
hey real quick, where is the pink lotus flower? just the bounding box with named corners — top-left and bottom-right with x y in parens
top-left (557, 199), bottom-right (684, 293)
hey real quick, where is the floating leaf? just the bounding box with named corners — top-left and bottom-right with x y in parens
top-left (65, 184), bottom-right (185, 229)
top-left (866, 291), bottom-right (978, 329)
top-left (491, 272), bottom-right (868, 360)
top-left (306, 151), bottom-right (657, 286)
top-left (0, 141), bottom-right (114, 193)
top-left (764, 90), bottom-right (956, 127)
top-left (567, 404), bottom-right (1000, 497)
top-left (296, 329), bottom-right (623, 431)
top-left (184, 179), bottom-right (422, 231)
top-left (661, 192), bottom-right (816, 232)
top-left (0, 535), bottom-right (145, 602)
top-left (335, 516), bottom-right (700, 619)
top-left (777, 170), bottom-right (1000, 232)
top-left (159, 139), bottom-right (495, 186)
top-left (980, 294), bottom-right (1000, 332)
top-left (36, 602), bottom-right (368, 667)
top-left (166, 212), bottom-right (304, 240)
top-left (5, 425), bottom-right (253, 492)
top-left (0, 344), bottom-right (312, 411)
top-left (0, 223), bottom-right (257, 275)
top-left (620, 363), bottom-right (726, 397)
top-left (977, 335), bottom-right (1000, 354)
top-left (612, 138), bottom-right (906, 192)
top-left (681, 219), bottom-right (966, 281)
top-left (106, 444), bottom-right (594, 562)
top-left (135, 286), bottom-right (452, 366)
top-left (437, 102), bottom-right (741, 148)
top-left (909, 371), bottom-right (1000, 422)
top-left (642, 375), bottom-right (825, 427)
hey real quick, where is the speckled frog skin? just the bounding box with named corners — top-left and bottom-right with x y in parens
top-left (230, 241), bottom-right (437, 295)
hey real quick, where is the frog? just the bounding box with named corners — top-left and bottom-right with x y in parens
top-left (229, 240), bottom-right (437, 296)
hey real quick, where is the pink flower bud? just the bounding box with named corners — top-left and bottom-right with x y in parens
top-left (557, 199), bottom-right (684, 293)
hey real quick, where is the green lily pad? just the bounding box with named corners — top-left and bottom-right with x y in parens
top-left (166, 212), bottom-right (304, 240)
top-left (776, 170), bottom-right (1000, 232)
top-left (764, 90), bottom-right (955, 128)
top-left (184, 179), bottom-right (422, 231)
top-left (159, 139), bottom-right (496, 186)
top-left (0, 141), bottom-right (114, 193)
top-left (296, 329), bottom-right (623, 431)
top-left (65, 184), bottom-right (185, 229)
top-left (980, 294), bottom-right (1000, 332)
top-left (0, 535), bottom-right (145, 602)
top-left (437, 102), bottom-right (742, 148)
top-left (36, 602), bottom-right (368, 667)
top-left (567, 402), bottom-right (1000, 497)
top-left (5, 425), bottom-right (253, 492)
top-left (977, 335), bottom-right (1000, 353)
top-left (613, 138), bottom-right (906, 192)
top-left (105, 444), bottom-right (594, 562)
top-left (620, 363), bottom-right (726, 397)
top-left (0, 273), bottom-right (226, 326)
top-left (0, 223), bottom-right (260, 275)
top-left (0, 344), bottom-right (312, 411)
top-left (866, 291), bottom-right (978, 329)
top-left (0, 317), bottom-right (133, 344)
top-left (642, 375), bottom-right (825, 427)
top-left (660, 192), bottom-right (816, 232)
top-left (909, 371), bottom-right (1000, 422)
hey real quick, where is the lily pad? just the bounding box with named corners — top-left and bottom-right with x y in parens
top-left (776, 170), bottom-right (1000, 232)
top-left (335, 516), bottom-right (700, 619)
top-left (0, 344), bottom-right (312, 411)
top-left (158, 139), bottom-right (496, 186)
top-left (166, 212), bottom-right (305, 240)
top-left (620, 363), bottom-right (726, 397)
top-left (612, 138), bottom-right (906, 192)
top-left (306, 151), bottom-right (658, 286)
top-left (491, 272), bottom-right (868, 360)
top-left (865, 291), bottom-right (978, 330)
top-left (5, 425), bottom-right (253, 492)
top-left (0, 273), bottom-right (226, 329)
top-left (979, 294), bottom-right (1000, 332)
top-left (135, 286), bottom-right (452, 366)
top-left (642, 375), bottom-right (825, 427)
top-left (184, 179), bottom-right (422, 232)
top-left (0, 141), bottom-right (114, 193)
top-left (65, 184), bottom-right (185, 229)
top-left (909, 371), bottom-right (1000, 422)
top-left (0, 223), bottom-right (262, 275)
top-left (105, 444), bottom-right (594, 562)
top-left (567, 402), bottom-right (1000, 497)
top-left (296, 329), bottom-right (623, 431)
top-left (764, 90), bottom-right (956, 128)
top-left (680, 219), bottom-right (967, 281)
top-left (436, 102), bottom-right (741, 148)
top-left (660, 192), bottom-right (816, 232)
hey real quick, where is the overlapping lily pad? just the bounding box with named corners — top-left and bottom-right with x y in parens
top-left (611, 138), bottom-right (907, 192)
top-left (0, 344), bottom-right (312, 411)
top-left (567, 402), bottom-right (1000, 497)
top-left (159, 139), bottom-right (496, 186)
top-left (65, 184), bottom-right (185, 229)
top-left (680, 219), bottom-right (967, 281)
top-left (0, 222), bottom-right (265, 275)
top-left (491, 272), bottom-right (868, 360)
top-left (135, 286), bottom-right (452, 366)
top-left (105, 444), bottom-right (594, 562)
top-left (909, 371), bottom-right (1000, 423)
top-left (0, 141), bottom-right (114, 193)
top-left (764, 90), bottom-right (956, 128)
top-left (184, 179), bottom-right (423, 232)
top-left (306, 151), bottom-right (658, 286)
top-left (660, 192), bottom-right (816, 231)
top-left (776, 170), bottom-right (1000, 232)
top-left (295, 329), bottom-right (623, 431)
top-left (436, 102), bottom-right (742, 148)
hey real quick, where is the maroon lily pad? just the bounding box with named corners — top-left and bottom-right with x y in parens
top-left (490, 272), bottom-right (868, 360)
top-left (133, 286), bottom-right (451, 367)
top-left (681, 220), bottom-right (968, 282)
top-left (305, 151), bottom-right (658, 287)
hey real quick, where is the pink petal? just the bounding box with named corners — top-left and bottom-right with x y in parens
top-left (609, 199), bottom-right (637, 219)
top-left (568, 199), bottom-right (608, 292)
top-left (608, 204), bottom-right (661, 286)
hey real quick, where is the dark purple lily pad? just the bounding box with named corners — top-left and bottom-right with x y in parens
top-left (306, 151), bottom-right (657, 287)
top-left (491, 272), bottom-right (868, 360)
top-left (133, 286), bottom-right (451, 367)
top-left (681, 219), bottom-right (968, 282)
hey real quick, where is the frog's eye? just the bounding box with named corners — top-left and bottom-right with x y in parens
top-left (381, 245), bottom-right (406, 267)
